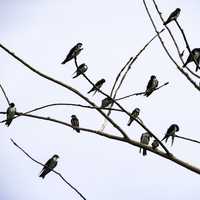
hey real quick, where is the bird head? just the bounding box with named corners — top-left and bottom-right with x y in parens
top-left (53, 154), bottom-right (59, 160)
top-left (10, 102), bottom-right (15, 107)
top-left (135, 108), bottom-right (140, 113)
top-left (150, 75), bottom-right (156, 79)
top-left (173, 124), bottom-right (179, 132)
top-left (176, 8), bottom-right (181, 12)
top-left (101, 79), bottom-right (106, 83)
top-left (71, 115), bottom-right (76, 118)
top-left (77, 43), bottom-right (83, 48)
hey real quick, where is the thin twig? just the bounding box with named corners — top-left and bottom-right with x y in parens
top-left (0, 42), bottom-right (129, 139)
top-left (0, 84), bottom-right (10, 105)
top-left (175, 135), bottom-right (200, 144)
top-left (74, 57), bottom-right (170, 155)
top-left (175, 20), bottom-right (200, 71)
top-left (152, 0), bottom-right (200, 77)
top-left (116, 82), bottom-right (169, 101)
top-left (10, 138), bottom-right (87, 200)
top-left (143, 0), bottom-right (200, 91)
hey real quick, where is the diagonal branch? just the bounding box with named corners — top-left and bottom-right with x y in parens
top-left (0, 42), bottom-right (129, 139)
top-left (175, 134), bottom-right (200, 144)
top-left (0, 83), bottom-right (10, 105)
top-left (10, 138), bottom-right (87, 200)
top-left (143, 0), bottom-right (200, 91)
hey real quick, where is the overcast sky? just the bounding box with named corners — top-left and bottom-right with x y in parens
top-left (1, 0), bottom-right (200, 199)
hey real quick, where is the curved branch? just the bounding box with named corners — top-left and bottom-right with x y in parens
top-left (10, 139), bottom-right (87, 200)
top-left (143, 0), bottom-right (200, 91)
top-left (6, 112), bottom-right (200, 175)
top-left (0, 42), bottom-right (129, 139)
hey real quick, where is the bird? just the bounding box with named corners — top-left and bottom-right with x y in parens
top-left (101, 97), bottom-right (113, 108)
top-left (73, 63), bottom-right (88, 78)
top-left (144, 75), bottom-right (158, 97)
top-left (127, 108), bottom-right (140, 126)
top-left (39, 154), bottom-right (59, 179)
top-left (163, 8), bottom-right (181, 25)
top-left (182, 48), bottom-right (200, 71)
top-left (71, 115), bottom-right (80, 133)
top-left (161, 124), bottom-right (179, 146)
top-left (61, 43), bottom-right (83, 64)
top-left (5, 102), bottom-right (16, 126)
top-left (139, 132), bottom-right (151, 156)
top-left (87, 78), bottom-right (106, 95)
top-left (151, 139), bottom-right (159, 150)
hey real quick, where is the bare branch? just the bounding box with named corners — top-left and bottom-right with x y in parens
top-left (175, 134), bottom-right (200, 144)
top-left (116, 82), bottom-right (169, 101)
top-left (10, 138), bottom-right (87, 200)
top-left (0, 83), bottom-right (10, 105)
top-left (143, 0), bottom-right (200, 91)
top-left (7, 114), bottom-right (200, 175)
top-left (0, 42), bottom-right (129, 139)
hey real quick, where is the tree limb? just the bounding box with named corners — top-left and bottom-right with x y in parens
top-left (10, 138), bottom-right (87, 200)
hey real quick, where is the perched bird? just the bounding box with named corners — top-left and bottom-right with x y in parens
top-left (71, 115), bottom-right (80, 133)
top-left (182, 48), bottom-right (200, 71)
top-left (151, 139), bottom-right (159, 150)
top-left (5, 102), bottom-right (16, 126)
top-left (101, 97), bottom-right (113, 108)
top-left (163, 8), bottom-right (181, 25)
top-left (87, 78), bottom-right (105, 95)
top-left (61, 43), bottom-right (83, 64)
top-left (139, 132), bottom-right (151, 156)
top-left (39, 154), bottom-right (59, 179)
top-left (73, 63), bottom-right (88, 78)
top-left (127, 108), bottom-right (140, 126)
top-left (162, 124), bottom-right (179, 146)
top-left (144, 75), bottom-right (158, 97)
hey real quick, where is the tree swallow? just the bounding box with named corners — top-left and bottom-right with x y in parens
top-left (182, 48), bottom-right (200, 71)
top-left (144, 75), bottom-right (158, 97)
top-left (5, 102), bottom-right (16, 126)
top-left (71, 115), bottom-right (80, 133)
top-left (87, 78), bottom-right (106, 95)
top-left (73, 63), bottom-right (88, 78)
top-left (139, 132), bottom-right (151, 156)
top-left (101, 97), bottom-right (113, 108)
top-left (151, 139), bottom-right (159, 150)
top-left (163, 8), bottom-right (181, 25)
top-left (39, 154), bottom-right (59, 179)
top-left (127, 108), bottom-right (140, 126)
top-left (161, 124), bottom-right (179, 146)
top-left (61, 43), bottom-right (83, 64)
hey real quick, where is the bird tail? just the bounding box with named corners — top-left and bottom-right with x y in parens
top-left (143, 149), bottom-right (147, 156)
top-left (163, 20), bottom-right (170, 26)
top-left (127, 119), bottom-right (133, 126)
top-left (75, 128), bottom-right (80, 133)
top-left (144, 90), bottom-right (152, 97)
top-left (5, 119), bottom-right (12, 127)
top-left (87, 89), bottom-right (92, 94)
top-left (73, 74), bottom-right (78, 79)
top-left (61, 58), bottom-right (69, 64)
top-left (39, 171), bottom-right (45, 179)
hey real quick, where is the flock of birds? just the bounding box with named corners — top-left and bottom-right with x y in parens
top-left (3, 8), bottom-right (199, 178)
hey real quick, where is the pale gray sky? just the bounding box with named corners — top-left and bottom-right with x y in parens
top-left (1, 0), bottom-right (200, 199)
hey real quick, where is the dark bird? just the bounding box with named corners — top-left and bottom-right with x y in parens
top-left (5, 102), bottom-right (16, 126)
top-left (151, 139), bottom-right (159, 150)
top-left (139, 132), bottom-right (151, 156)
top-left (61, 43), bottom-right (83, 64)
top-left (39, 154), bottom-right (59, 179)
top-left (144, 75), bottom-right (158, 97)
top-left (127, 108), bottom-right (140, 126)
top-left (182, 48), bottom-right (200, 71)
top-left (71, 115), bottom-right (80, 133)
top-left (87, 78), bottom-right (106, 95)
top-left (162, 124), bottom-right (179, 146)
top-left (101, 97), bottom-right (113, 108)
top-left (163, 8), bottom-right (181, 25)
top-left (73, 63), bottom-right (88, 78)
